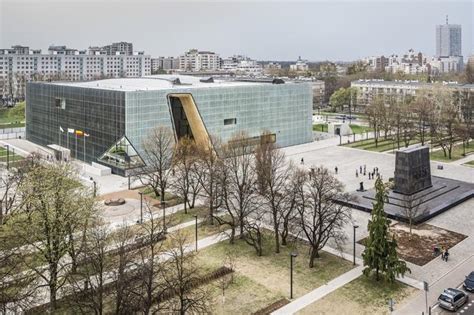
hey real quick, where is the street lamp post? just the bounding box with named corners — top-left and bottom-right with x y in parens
top-left (290, 252), bottom-right (298, 299)
top-left (138, 192), bottom-right (143, 224)
top-left (194, 215), bottom-right (198, 252)
top-left (161, 201), bottom-right (167, 233)
top-left (353, 224), bottom-right (359, 265)
top-left (5, 145), bottom-right (9, 170)
top-left (93, 181), bottom-right (97, 197)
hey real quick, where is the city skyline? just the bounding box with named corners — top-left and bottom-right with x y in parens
top-left (1, 0), bottom-right (472, 61)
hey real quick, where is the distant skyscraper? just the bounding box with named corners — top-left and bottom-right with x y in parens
top-left (436, 16), bottom-right (462, 57)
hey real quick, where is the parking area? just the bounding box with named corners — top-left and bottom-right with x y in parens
top-left (432, 285), bottom-right (474, 315)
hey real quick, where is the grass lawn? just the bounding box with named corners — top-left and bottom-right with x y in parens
top-left (0, 102), bottom-right (25, 128)
top-left (138, 187), bottom-right (184, 207)
top-left (350, 124), bottom-right (373, 134)
top-left (430, 143), bottom-right (474, 162)
top-left (463, 159), bottom-right (474, 167)
top-left (343, 137), bottom-right (397, 152)
top-left (313, 123), bottom-right (328, 132)
top-left (297, 276), bottom-right (417, 315)
top-left (196, 232), bottom-right (353, 313)
top-left (0, 146), bottom-right (24, 164)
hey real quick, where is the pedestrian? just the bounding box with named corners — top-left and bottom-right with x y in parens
top-left (356, 170), bottom-right (358, 177)
top-left (359, 166), bottom-right (362, 174)
top-left (444, 248), bottom-right (449, 262)
top-left (335, 166), bottom-right (338, 174)
top-left (363, 165), bottom-right (366, 173)
top-left (372, 172), bottom-right (375, 179)
top-left (368, 173), bottom-right (371, 180)
top-left (301, 158), bottom-right (304, 165)
top-left (441, 246), bottom-right (445, 260)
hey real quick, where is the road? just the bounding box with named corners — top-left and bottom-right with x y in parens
top-left (431, 283), bottom-right (474, 315)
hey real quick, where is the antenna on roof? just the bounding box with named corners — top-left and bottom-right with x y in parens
top-left (446, 15), bottom-right (448, 24)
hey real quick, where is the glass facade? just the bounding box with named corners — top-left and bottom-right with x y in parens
top-left (26, 81), bottom-right (312, 175)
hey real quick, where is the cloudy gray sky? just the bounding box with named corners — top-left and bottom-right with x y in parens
top-left (1, 0), bottom-right (472, 61)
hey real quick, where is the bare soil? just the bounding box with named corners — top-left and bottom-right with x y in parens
top-left (359, 223), bottom-right (467, 266)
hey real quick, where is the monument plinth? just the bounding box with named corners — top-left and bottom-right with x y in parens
top-left (338, 146), bottom-right (474, 225)
top-left (393, 146), bottom-right (432, 194)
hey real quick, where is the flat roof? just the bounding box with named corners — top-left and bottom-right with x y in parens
top-left (351, 79), bottom-right (474, 89)
top-left (46, 75), bottom-right (293, 91)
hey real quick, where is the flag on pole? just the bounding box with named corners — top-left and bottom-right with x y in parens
top-left (75, 130), bottom-right (84, 136)
top-left (59, 126), bottom-right (64, 133)
top-left (68, 128), bottom-right (75, 134)
top-left (84, 132), bottom-right (90, 137)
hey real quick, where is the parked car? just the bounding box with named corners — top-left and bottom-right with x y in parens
top-left (438, 288), bottom-right (468, 311)
top-left (464, 272), bottom-right (474, 292)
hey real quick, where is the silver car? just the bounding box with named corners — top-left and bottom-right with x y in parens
top-left (438, 288), bottom-right (468, 311)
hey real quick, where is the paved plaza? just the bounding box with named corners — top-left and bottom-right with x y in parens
top-left (283, 140), bottom-right (474, 313)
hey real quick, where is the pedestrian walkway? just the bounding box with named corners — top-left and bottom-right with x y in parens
top-left (271, 266), bottom-right (364, 315)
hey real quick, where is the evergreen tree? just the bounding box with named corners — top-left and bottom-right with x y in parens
top-left (362, 177), bottom-right (410, 282)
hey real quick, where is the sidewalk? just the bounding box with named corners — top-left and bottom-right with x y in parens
top-left (272, 266), bottom-right (364, 315)
top-left (394, 255), bottom-right (474, 315)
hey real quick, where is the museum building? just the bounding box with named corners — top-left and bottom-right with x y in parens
top-left (26, 75), bottom-right (312, 175)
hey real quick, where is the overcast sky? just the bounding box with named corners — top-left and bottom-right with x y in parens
top-left (0, 0), bottom-right (472, 61)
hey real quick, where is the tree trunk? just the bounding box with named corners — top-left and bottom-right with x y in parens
top-left (230, 227), bottom-right (235, 244)
top-left (273, 218), bottom-right (280, 254)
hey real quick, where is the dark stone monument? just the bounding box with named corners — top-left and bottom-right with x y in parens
top-left (337, 146), bottom-right (474, 225)
top-left (393, 146), bottom-right (432, 194)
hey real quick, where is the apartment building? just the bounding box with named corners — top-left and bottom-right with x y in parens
top-left (0, 43), bottom-right (151, 100)
top-left (151, 57), bottom-right (179, 73)
top-left (351, 79), bottom-right (474, 107)
top-left (221, 55), bottom-right (262, 75)
top-left (178, 49), bottom-right (220, 71)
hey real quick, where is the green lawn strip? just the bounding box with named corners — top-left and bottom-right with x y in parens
top-left (313, 123), bottom-right (328, 132)
top-left (297, 276), bottom-right (416, 315)
top-left (430, 143), bottom-right (474, 162)
top-left (196, 231), bottom-right (353, 309)
top-left (350, 124), bottom-right (373, 134)
top-left (463, 159), bottom-right (474, 167)
top-left (138, 187), bottom-right (184, 207)
top-left (0, 102), bottom-right (25, 125)
top-left (0, 147), bottom-right (24, 162)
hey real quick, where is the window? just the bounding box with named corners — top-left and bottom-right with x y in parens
top-left (55, 98), bottom-right (66, 109)
top-left (224, 118), bottom-right (237, 125)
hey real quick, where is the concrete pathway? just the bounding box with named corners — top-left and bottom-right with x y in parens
top-left (272, 266), bottom-right (364, 315)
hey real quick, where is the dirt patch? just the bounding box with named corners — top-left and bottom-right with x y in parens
top-left (359, 223), bottom-right (467, 266)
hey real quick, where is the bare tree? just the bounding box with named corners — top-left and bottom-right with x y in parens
top-left (65, 221), bottom-right (111, 315)
top-left (162, 231), bottom-right (211, 315)
top-left (433, 88), bottom-right (460, 159)
top-left (0, 246), bottom-right (38, 314)
top-left (215, 252), bottom-right (236, 304)
top-left (412, 89), bottom-right (435, 146)
top-left (197, 137), bottom-right (223, 225)
top-left (402, 195), bottom-right (428, 237)
top-left (137, 126), bottom-right (175, 203)
top-left (171, 137), bottom-right (198, 214)
top-left (7, 162), bottom-right (97, 311)
top-left (400, 97), bottom-right (416, 148)
top-left (298, 167), bottom-right (351, 268)
top-left (218, 132), bottom-right (258, 243)
top-left (281, 168), bottom-right (307, 246)
top-left (254, 140), bottom-right (291, 253)
top-left (129, 202), bottom-right (166, 314)
top-left (111, 224), bottom-right (135, 315)
top-left (366, 94), bottom-right (385, 147)
top-left (242, 207), bottom-right (266, 256)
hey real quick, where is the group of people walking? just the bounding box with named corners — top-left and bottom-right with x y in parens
top-left (434, 245), bottom-right (450, 262)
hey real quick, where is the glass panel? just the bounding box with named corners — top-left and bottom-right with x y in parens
top-left (98, 136), bottom-right (144, 169)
